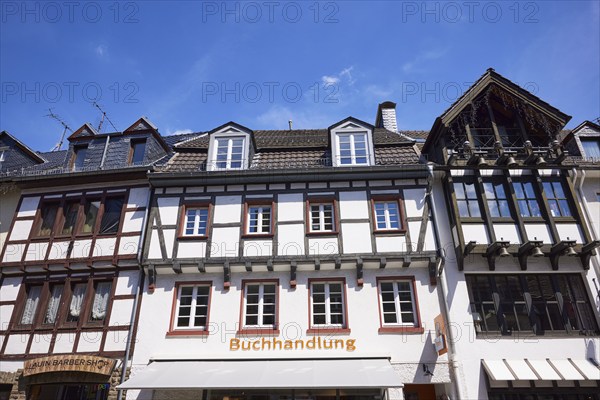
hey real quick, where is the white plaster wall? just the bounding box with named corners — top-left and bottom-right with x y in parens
top-left (163, 229), bottom-right (176, 259)
top-left (308, 237), bottom-right (339, 256)
top-left (130, 267), bottom-right (444, 377)
top-left (157, 197), bottom-right (180, 225)
top-left (177, 241), bottom-right (206, 258)
top-left (0, 305), bottom-right (14, 330)
top-left (277, 193), bottom-right (304, 222)
top-left (148, 231), bottom-right (163, 259)
top-left (47, 240), bottom-right (70, 260)
top-left (29, 334), bottom-right (52, 354)
top-left (0, 190), bottom-right (20, 253)
top-left (0, 277), bottom-right (22, 301)
top-left (123, 210), bottom-right (146, 233)
top-left (71, 239), bottom-right (93, 259)
top-left (8, 219), bottom-right (33, 241)
top-left (119, 235), bottom-right (141, 255)
top-left (213, 196), bottom-right (242, 224)
top-left (375, 235), bottom-right (406, 253)
top-left (403, 188), bottom-right (427, 218)
top-left (493, 224), bottom-right (521, 243)
top-left (339, 191), bottom-right (368, 219)
top-left (53, 333), bottom-right (76, 353)
top-left (17, 195), bottom-right (39, 217)
top-left (128, 187), bottom-right (150, 208)
top-left (243, 240), bottom-right (274, 257)
top-left (524, 223), bottom-right (552, 243)
top-left (2, 242), bottom-right (24, 262)
top-left (277, 224), bottom-right (305, 256)
top-left (340, 223), bottom-right (372, 254)
top-left (462, 224), bottom-right (490, 244)
top-left (109, 299), bottom-right (135, 327)
top-left (557, 223), bottom-right (584, 243)
top-left (77, 331), bottom-right (103, 352)
top-left (93, 237), bottom-right (117, 258)
top-left (4, 333), bottom-right (29, 354)
top-left (210, 227), bottom-right (240, 258)
top-left (24, 241), bottom-right (48, 261)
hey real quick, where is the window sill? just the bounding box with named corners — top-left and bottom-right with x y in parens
top-left (166, 330), bottom-right (210, 337)
top-left (177, 235), bottom-right (208, 241)
top-left (373, 229), bottom-right (407, 236)
top-left (241, 234), bottom-right (275, 239)
top-left (378, 327), bottom-right (424, 334)
top-left (306, 328), bottom-right (351, 335)
top-left (237, 329), bottom-right (280, 336)
top-left (306, 231), bottom-right (339, 237)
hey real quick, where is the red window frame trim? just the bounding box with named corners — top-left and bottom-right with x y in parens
top-left (375, 275), bottom-right (424, 334)
top-left (242, 199), bottom-right (276, 239)
top-left (370, 194), bottom-right (407, 234)
top-left (237, 278), bottom-right (280, 336)
top-left (167, 280), bottom-right (213, 337)
top-left (306, 277), bottom-right (350, 335)
top-left (177, 202), bottom-right (213, 240)
top-left (305, 196), bottom-right (340, 236)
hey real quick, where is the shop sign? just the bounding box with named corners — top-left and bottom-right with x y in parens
top-left (23, 355), bottom-right (116, 376)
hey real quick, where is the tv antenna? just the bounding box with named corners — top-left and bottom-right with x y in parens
top-left (44, 108), bottom-right (73, 151)
top-left (93, 102), bottom-right (119, 133)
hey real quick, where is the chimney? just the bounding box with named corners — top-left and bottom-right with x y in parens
top-left (375, 101), bottom-right (398, 132)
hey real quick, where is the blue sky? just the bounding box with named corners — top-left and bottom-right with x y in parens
top-left (1, 1), bottom-right (599, 151)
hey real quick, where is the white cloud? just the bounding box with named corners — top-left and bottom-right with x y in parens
top-left (321, 75), bottom-right (340, 85)
top-left (95, 44), bottom-right (107, 58)
top-left (402, 49), bottom-right (448, 73)
top-left (339, 66), bottom-right (355, 85)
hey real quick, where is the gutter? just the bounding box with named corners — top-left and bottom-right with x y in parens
top-left (427, 164), bottom-right (464, 400)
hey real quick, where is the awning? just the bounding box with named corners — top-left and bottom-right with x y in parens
top-left (482, 359), bottom-right (600, 381)
top-left (118, 358), bottom-right (402, 389)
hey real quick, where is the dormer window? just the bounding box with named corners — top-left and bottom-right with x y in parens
top-left (207, 123), bottom-right (252, 171)
top-left (129, 139), bottom-right (147, 165)
top-left (71, 145), bottom-right (87, 171)
top-left (215, 137), bottom-right (245, 169)
top-left (329, 118), bottom-right (375, 167)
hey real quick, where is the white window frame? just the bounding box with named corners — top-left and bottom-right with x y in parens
top-left (183, 207), bottom-right (209, 237)
top-left (310, 281), bottom-right (346, 327)
top-left (336, 132), bottom-right (369, 166)
top-left (207, 125), bottom-right (251, 171)
top-left (0, 147), bottom-right (7, 163)
top-left (373, 201), bottom-right (401, 230)
top-left (309, 203), bottom-right (335, 232)
top-left (329, 120), bottom-right (375, 167)
top-left (247, 205), bottom-right (272, 235)
top-left (378, 280), bottom-right (418, 327)
top-left (213, 137), bottom-right (245, 170)
top-left (242, 282), bottom-right (277, 328)
top-left (174, 284), bottom-right (210, 330)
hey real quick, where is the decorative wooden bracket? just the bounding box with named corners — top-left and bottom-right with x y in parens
top-left (356, 257), bottom-right (363, 287)
top-left (402, 256), bottom-right (411, 268)
top-left (223, 261), bottom-right (231, 289)
top-left (485, 241), bottom-right (510, 271)
top-left (245, 261), bottom-right (252, 272)
top-left (550, 240), bottom-right (577, 271)
top-left (172, 262), bottom-right (182, 274)
top-left (334, 257), bottom-right (341, 269)
top-left (580, 240), bottom-right (600, 270)
top-left (517, 240), bottom-right (543, 271)
top-left (314, 259), bottom-right (320, 271)
top-left (267, 259), bottom-right (274, 272)
top-left (290, 261), bottom-right (297, 288)
top-left (197, 261), bottom-right (205, 273)
top-left (147, 264), bottom-right (156, 294)
top-left (428, 257), bottom-right (437, 286)
top-left (379, 257), bottom-right (387, 269)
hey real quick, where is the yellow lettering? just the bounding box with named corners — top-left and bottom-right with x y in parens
top-left (230, 339), bottom-right (240, 351)
top-left (346, 339), bottom-right (356, 352)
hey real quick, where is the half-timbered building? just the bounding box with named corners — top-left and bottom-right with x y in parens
top-left (0, 118), bottom-right (193, 400)
top-left (118, 104), bottom-right (455, 399)
top-left (422, 68), bottom-right (600, 399)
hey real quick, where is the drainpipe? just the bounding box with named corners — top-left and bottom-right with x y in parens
top-left (427, 164), bottom-right (464, 400)
top-left (573, 168), bottom-right (600, 278)
top-left (116, 181), bottom-right (151, 400)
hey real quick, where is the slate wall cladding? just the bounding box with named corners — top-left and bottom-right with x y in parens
top-left (0, 135), bottom-right (40, 172)
top-left (144, 135), bottom-right (166, 164)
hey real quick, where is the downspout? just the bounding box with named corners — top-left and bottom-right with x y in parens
top-left (427, 164), bottom-right (464, 400)
top-left (116, 177), bottom-right (151, 400)
top-left (573, 168), bottom-right (600, 278)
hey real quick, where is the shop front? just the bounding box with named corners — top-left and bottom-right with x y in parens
top-left (118, 358), bottom-right (402, 400)
top-left (20, 355), bottom-right (119, 400)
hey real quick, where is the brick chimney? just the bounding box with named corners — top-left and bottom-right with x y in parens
top-left (375, 101), bottom-right (397, 132)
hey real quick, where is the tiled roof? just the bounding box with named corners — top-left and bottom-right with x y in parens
top-left (400, 130), bottom-right (429, 141)
top-left (163, 152), bottom-right (208, 172)
top-left (163, 132), bottom-right (202, 148)
top-left (374, 146), bottom-right (420, 165)
top-left (252, 149), bottom-right (329, 169)
top-left (38, 150), bottom-right (67, 166)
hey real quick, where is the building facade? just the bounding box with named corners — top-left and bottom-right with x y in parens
top-left (422, 69), bottom-right (600, 399)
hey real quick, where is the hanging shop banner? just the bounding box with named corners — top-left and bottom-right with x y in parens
top-left (23, 355), bottom-right (116, 376)
top-left (433, 313), bottom-right (448, 356)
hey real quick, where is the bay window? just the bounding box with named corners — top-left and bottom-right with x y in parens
top-left (512, 181), bottom-right (541, 218)
top-left (454, 181), bottom-right (481, 218)
top-left (542, 181), bottom-right (572, 217)
top-left (483, 181), bottom-right (512, 218)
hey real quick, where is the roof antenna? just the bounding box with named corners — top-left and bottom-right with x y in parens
top-left (288, 120), bottom-right (293, 131)
top-left (44, 108), bottom-right (73, 151)
top-left (93, 102), bottom-right (119, 133)
top-left (594, 116), bottom-right (600, 125)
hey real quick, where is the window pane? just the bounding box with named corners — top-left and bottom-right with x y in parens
top-left (82, 199), bottom-right (100, 233)
top-left (38, 204), bottom-right (59, 236)
top-left (44, 284), bottom-right (64, 324)
top-left (131, 141), bottom-right (146, 164)
top-left (72, 147), bottom-right (87, 170)
top-left (61, 201), bottom-right (80, 235)
top-left (20, 286), bottom-right (42, 324)
top-left (90, 282), bottom-right (111, 321)
top-left (99, 197), bottom-right (125, 234)
top-left (67, 283), bottom-right (87, 323)
top-left (581, 138), bottom-right (600, 158)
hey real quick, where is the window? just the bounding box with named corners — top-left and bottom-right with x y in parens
top-left (309, 280), bottom-right (348, 331)
top-left (454, 181), bottom-right (481, 218)
top-left (378, 280), bottom-right (419, 329)
top-left (542, 181), bottom-right (572, 217)
top-left (241, 281), bottom-right (277, 330)
top-left (17, 279), bottom-right (112, 329)
top-left (129, 139), bottom-right (147, 165)
top-left (71, 145), bottom-right (87, 171)
top-left (36, 202), bottom-right (59, 237)
top-left (483, 182), bottom-right (511, 218)
top-left (170, 283), bottom-right (211, 333)
top-left (308, 201), bottom-right (336, 233)
top-left (20, 285), bottom-right (42, 325)
top-left (337, 132), bottom-right (368, 165)
top-left (512, 181), bottom-right (541, 218)
top-left (34, 193), bottom-right (125, 238)
top-left (215, 137), bottom-right (245, 169)
top-left (182, 207), bottom-right (210, 237)
top-left (246, 205), bottom-right (272, 235)
top-left (372, 198), bottom-right (404, 231)
top-left (99, 196), bottom-right (125, 234)
top-left (466, 274), bottom-right (599, 336)
top-left (581, 138), bottom-right (600, 159)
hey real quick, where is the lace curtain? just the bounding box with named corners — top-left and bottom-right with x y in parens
top-left (44, 285), bottom-right (63, 324)
top-left (92, 282), bottom-right (111, 320)
top-left (20, 286), bottom-right (42, 324)
top-left (69, 284), bottom-right (87, 320)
